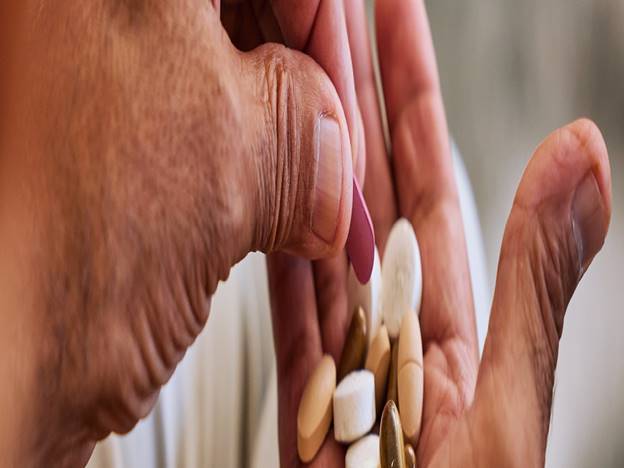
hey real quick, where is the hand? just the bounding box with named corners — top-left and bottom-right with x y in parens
top-left (269, 0), bottom-right (612, 467)
top-left (373, 2), bottom-right (611, 466)
top-left (0, 1), bottom-right (356, 465)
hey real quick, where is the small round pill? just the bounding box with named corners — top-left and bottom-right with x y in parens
top-left (345, 434), bottom-right (379, 468)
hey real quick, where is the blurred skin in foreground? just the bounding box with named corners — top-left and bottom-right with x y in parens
top-left (0, 1), bottom-right (611, 467)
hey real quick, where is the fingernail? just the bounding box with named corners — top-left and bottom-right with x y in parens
top-left (346, 177), bottom-right (375, 284)
top-left (312, 116), bottom-right (344, 243)
top-left (572, 171), bottom-right (606, 272)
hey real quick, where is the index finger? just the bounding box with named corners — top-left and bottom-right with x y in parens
top-left (375, 0), bottom-right (479, 458)
top-left (376, 0), bottom-right (478, 354)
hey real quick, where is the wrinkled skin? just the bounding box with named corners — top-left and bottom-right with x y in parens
top-left (1, 1), bottom-right (357, 465)
top-left (0, 1), bottom-right (612, 468)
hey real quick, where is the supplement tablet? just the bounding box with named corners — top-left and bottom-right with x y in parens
top-left (297, 355), bottom-right (336, 462)
top-left (345, 434), bottom-right (380, 468)
top-left (398, 310), bottom-right (424, 445)
top-left (381, 218), bottom-right (423, 338)
top-left (364, 324), bottom-right (391, 413)
top-left (333, 370), bottom-right (376, 443)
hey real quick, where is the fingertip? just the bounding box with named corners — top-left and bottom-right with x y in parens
top-left (286, 111), bottom-right (353, 260)
top-left (246, 44), bottom-right (354, 260)
top-left (346, 177), bottom-right (375, 284)
top-left (567, 118), bottom-right (612, 223)
top-left (516, 118), bottom-right (612, 218)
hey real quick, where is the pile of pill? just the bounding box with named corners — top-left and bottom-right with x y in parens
top-left (297, 218), bottom-right (423, 467)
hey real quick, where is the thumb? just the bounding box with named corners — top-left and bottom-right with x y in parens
top-left (236, 43), bottom-right (354, 260)
top-left (473, 119), bottom-right (611, 464)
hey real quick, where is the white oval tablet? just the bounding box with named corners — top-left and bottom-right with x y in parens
top-left (333, 370), bottom-right (376, 443)
top-left (345, 434), bottom-right (379, 468)
top-left (348, 246), bottom-right (382, 345)
top-left (381, 218), bottom-right (422, 338)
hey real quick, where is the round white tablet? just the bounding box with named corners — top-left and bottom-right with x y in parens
top-left (345, 434), bottom-right (379, 468)
top-left (333, 370), bottom-right (376, 443)
top-left (381, 218), bottom-right (422, 338)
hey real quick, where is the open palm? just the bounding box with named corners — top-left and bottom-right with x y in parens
top-left (227, 1), bottom-right (612, 466)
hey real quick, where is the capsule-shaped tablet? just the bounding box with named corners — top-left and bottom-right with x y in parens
top-left (345, 434), bottom-right (379, 468)
top-left (380, 400), bottom-right (406, 468)
top-left (333, 370), bottom-right (376, 443)
top-left (338, 306), bottom-right (368, 381)
top-left (404, 443), bottom-right (417, 468)
top-left (398, 310), bottom-right (424, 445)
top-left (385, 340), bottom-right (399, 409)
top-left (381, 218), bottom-right (423, 338)
top-left (365, 324), bottom-right (391, 413)
top-left (297, 355), bottom-right (336, 462)
top-left (348, 247), bottom-right (382, 345)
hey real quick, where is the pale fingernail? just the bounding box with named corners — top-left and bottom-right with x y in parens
top-left (572, 171), bottom-right (607, 273)
top-left (312, 116), bottom-right (344, 244)
top-left (346, 177), bottom-right (375, 284)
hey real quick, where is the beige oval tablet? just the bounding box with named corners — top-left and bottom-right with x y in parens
top-left (398, 363), bottom-right (423, 444)
top-left (365, 325), bottom-right (391, 413)
top-left (397, 310), bottom-right (424, 445)
top-left (397, 310), bottom-right (423, 370)
top-left (385, 340), bottom-right (399, 409)
top-left (297, 355), bottom-right (336, 462)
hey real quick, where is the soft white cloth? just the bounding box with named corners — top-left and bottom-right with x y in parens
top-left (86, 145), bottom-right (489, 468)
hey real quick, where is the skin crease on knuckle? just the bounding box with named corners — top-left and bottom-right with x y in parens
top-left (254, 43), bottom-right (301, 253)
top-left (13, 1), bottom-right (261, 463)
top-left (254, 43), bottom-right (333, 255)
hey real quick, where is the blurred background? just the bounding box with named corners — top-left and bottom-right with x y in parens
top-left (419, 0), bottom-right (624, 466)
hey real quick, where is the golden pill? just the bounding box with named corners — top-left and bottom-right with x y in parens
top-left (365, 324), bottom-right (391, 413)
top-left (338, 306), bottom-right (368, 381)
top-left (380, 400), bottom-right (406, 468)
top-left (404, 443), bottom-right (417, 468)
top-left (297, 355), bottom-right (336, 462)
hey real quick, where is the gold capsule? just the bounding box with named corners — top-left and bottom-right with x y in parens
top-left (338, 306), bottom-right (368, 381)
top-left (385, 339), bottom-right (399, 409)
top-left (404, 443), bottom-right (417, 468)
top-left (380, 400), bottom-right (406, 468)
